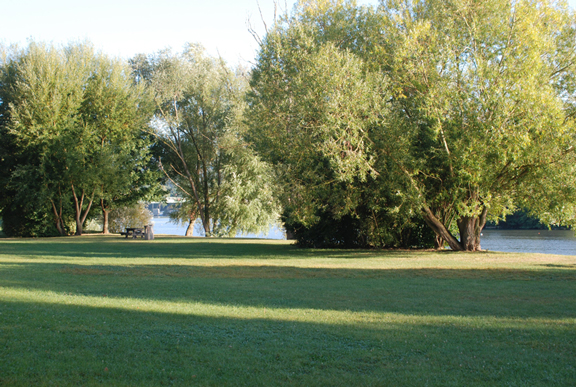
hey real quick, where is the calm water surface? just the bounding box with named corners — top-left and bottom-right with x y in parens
top-left (480, 229), bottom-right (576, 256)
top-left (151, 217), bottom-right (286, 239)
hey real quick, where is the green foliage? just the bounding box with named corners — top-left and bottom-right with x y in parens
top-left (209, 138), bottom-right (282, 237)
top-left (132, 45), bottom-right (280, 237)
top-left (248, 1), bottom-right (425, 248)
top-left (485, 208), bottom-right (570, 230)
top-left (0, 41), bottom-right (158, 236)
top-left (249, 0), bottom-right (576, 250)
top-left (284, 209), bottom-right (435, 249)
top-left (0, 203), bottom-right (63, 237)
top-left (81, 52), bottom-right (162, 227)
top-left (378, 0), bottom-right (576, 250)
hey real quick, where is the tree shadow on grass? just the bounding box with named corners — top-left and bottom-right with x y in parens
top-left (0, 236), bottom-right (425, 260)
top-left (1, 297), bottom-right (575, 387)
top-left (1, 262), bottom-right (576, 319)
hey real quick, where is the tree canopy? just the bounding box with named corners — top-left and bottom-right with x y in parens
top-left (0, 41), bottom-right (159, 236)
top-left (131, 44), bottom-right (280, 237)
top-left (2, 1), bottom-right (576, 248)
top-left (248, 0), bottom-right (576, 250)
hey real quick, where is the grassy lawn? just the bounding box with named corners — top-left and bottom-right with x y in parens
top-left (1, 236), bottom-right (575, 386)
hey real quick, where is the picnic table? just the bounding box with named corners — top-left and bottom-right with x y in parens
top-left (121, 225), bottom-right (154, 240)
top-left (121, 227), bottom-right (144, 239)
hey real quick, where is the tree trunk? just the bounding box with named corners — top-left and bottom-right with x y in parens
top-left (456, 207), bottom-right (488, 252)
top-left (72, 184), bottom-right (95, 236)
top-left (185, 212), bottom-right (195, 237)
top-left (201, 195), bottom-right (211, 237)
top-left (201, 217), bottom-right (211, 237)
top-left (422, 204), bottom-right (488, 251)
top-left (433, 235), bottom-right (445, 250)
top-left (50, 199), bottom-right (66, 236)
top-left (421, 205), bottom-right (463, 251)
top-left (456, 216), bottom-right (479, 251)
top-left (75, 214), bottom-right (83, 236)
top-left (185, 222), bottom-right (194, 236)
top-left (101, 199), bottom-right (110, 234)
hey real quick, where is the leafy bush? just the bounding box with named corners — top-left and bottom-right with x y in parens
top-left (283, 208), bottom-right (436, 249)
top-left (108, 203), bottom-right (153, 234)
top-left (0, 203), bottom-right (66, 237)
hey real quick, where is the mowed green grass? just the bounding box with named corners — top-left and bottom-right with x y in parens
top-left (1, 236), bottom-right (575, 386)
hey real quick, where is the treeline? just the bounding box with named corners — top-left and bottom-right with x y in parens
top-left (0, 43), bottom-right (279, 238)
top-left (485, 209), bottom-right (570, 230)
top-left (2, 0), bottom-right (576, 251)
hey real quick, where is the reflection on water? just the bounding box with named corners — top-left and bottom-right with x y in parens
top-left (481, 229), bottom-right (576, 256)
top-left (151, 217), bottom-right (286, 240)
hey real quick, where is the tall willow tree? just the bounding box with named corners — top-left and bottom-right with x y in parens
top-left (248, 0), bottom-right (576, 250)
top-left (378, 0), bottom-right (576, 250)
top-left (131, 44), bottom-right (279, 237)
top-left (0, 43), bottom-right (90, 235)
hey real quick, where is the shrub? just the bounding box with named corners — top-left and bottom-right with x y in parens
top-left (108, 203), bottom-right (153, 233)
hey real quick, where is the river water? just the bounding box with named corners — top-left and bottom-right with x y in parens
top-left (151, 217), bottom-right (576, 255)
top-left (480, 229), bottom-right (576, 256)
top-left (150, 217), bottom-right (286, 239)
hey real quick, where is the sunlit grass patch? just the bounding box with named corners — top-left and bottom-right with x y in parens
top-left (2, 286), bottom-right (575, 330)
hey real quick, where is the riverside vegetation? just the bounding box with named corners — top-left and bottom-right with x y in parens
top-left (1, 236), bottom-right (575, 386)
top-left (3, 0), bottom-right (576, 251)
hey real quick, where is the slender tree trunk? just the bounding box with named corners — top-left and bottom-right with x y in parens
top-left (101, 199), bottom-right (110, 234)
top-left (185, 212), bottom-right (195, 237)
top-left (71, 184), bottom-right (96, 236)
top-left (201, 216), bottom-right (211, 237)
top-left (434, 235), bottom-right (445, 250)
top-left (50, 199), bottom-right (66, 236)
top-left (74, 214), bottom-right (83, 236)
top-left (202, 162), bottom-right (211, 237)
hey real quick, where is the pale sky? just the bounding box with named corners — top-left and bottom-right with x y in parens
top-left (1, 0), bottom-right (574, 68)
top-left (0, 0), bottom-right (373, 67)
